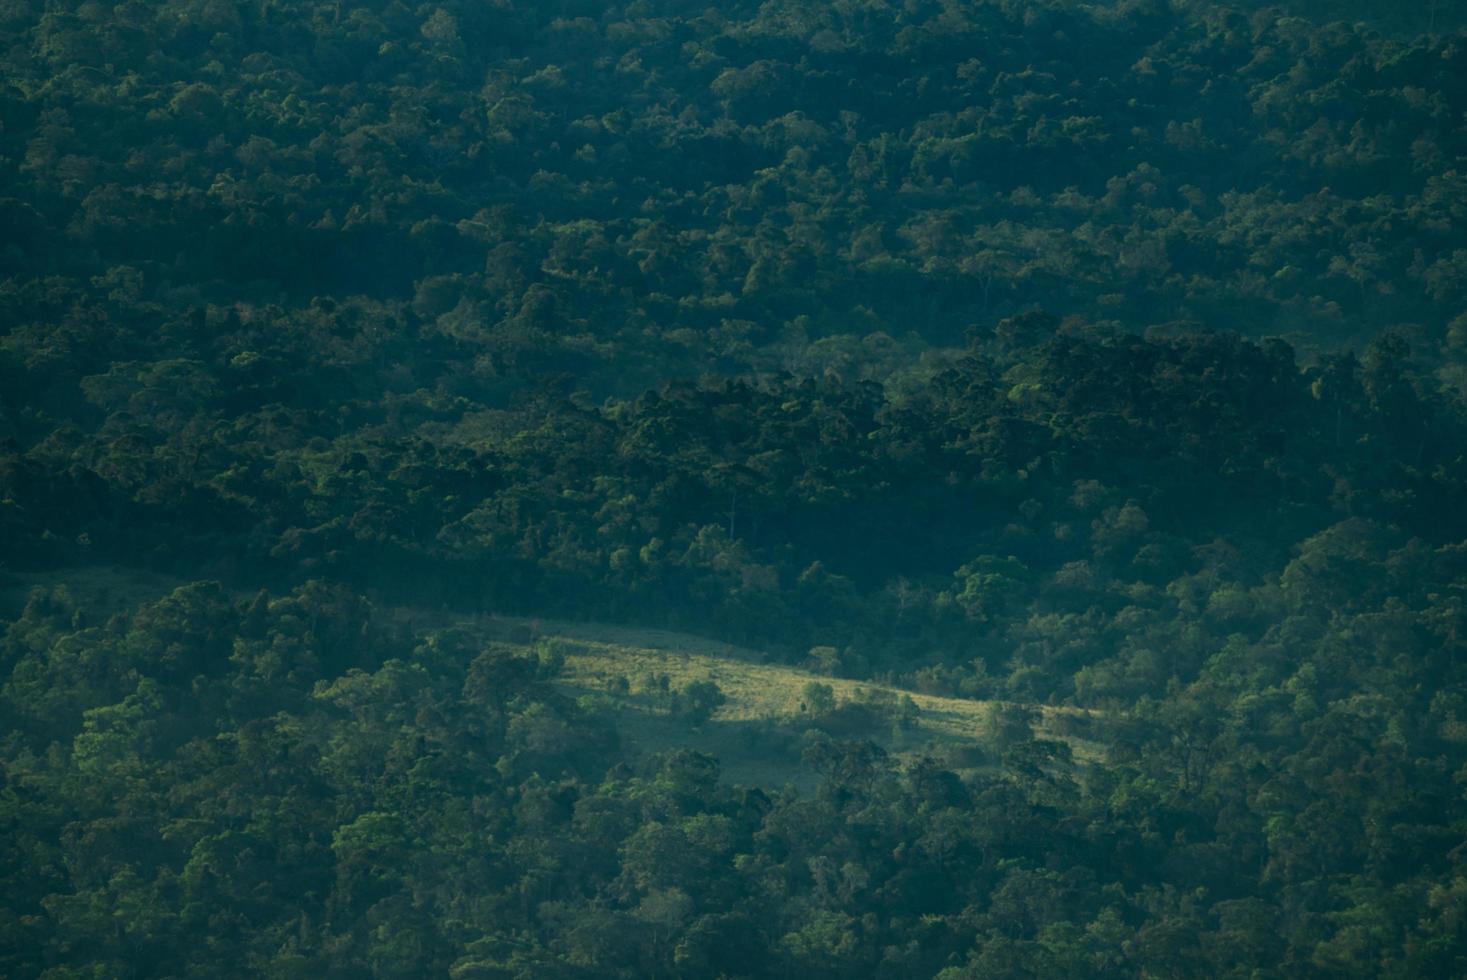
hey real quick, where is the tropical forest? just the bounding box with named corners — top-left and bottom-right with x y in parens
top-left (2, 0), bottom-right (1467, 975)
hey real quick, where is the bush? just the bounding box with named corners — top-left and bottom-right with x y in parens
top-left (679, 679), bottom-right (727, 727)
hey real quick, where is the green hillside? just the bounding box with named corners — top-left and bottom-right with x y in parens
top-left (0, 565), bottom-right (1096, 790)
top-left (3, 0), bottom-right (1466, 975)
top-left (523, 620), bottom-right (1099, 786)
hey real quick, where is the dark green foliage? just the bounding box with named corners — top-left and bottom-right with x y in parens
top-left (678, 679), bottom-right (728, 728)
top-left (2, 561), bottom-right (1464, 977)
top-left (2, 0), bottom-right (1466, 975)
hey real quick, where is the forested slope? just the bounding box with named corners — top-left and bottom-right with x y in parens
top-left (3, 0), bottom-right (1466, 410)
top-left (3, 0), bottom-right (1467, 976)
top-left (3, 559), bottom-right (1466, 978)
top-left (6, 323), bottom-right (1467, 976)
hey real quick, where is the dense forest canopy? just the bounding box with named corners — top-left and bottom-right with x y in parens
top-left (3, 0), bottom-right (1467, 402)
top-left (3, 0), bottom-right (1467, 976)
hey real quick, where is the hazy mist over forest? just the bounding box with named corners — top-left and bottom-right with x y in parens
top-left (2, 0), bottom-right (1467, 976)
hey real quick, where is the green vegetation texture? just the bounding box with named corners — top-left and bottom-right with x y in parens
top-left (2, 0), bottom-right (1467, 976)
